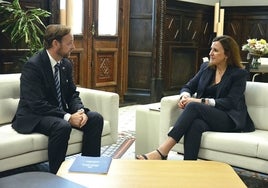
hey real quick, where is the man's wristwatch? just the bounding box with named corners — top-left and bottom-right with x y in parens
top-left (201, 98), bottom-right (206, 104)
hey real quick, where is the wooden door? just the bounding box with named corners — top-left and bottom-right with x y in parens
top-left (90, 0), bottom-right (119, 92)
top-left (69, 0), bottom-right (129, 96)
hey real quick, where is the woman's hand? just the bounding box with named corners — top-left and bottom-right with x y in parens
top-left (178, 96), bottom-right (199, 109)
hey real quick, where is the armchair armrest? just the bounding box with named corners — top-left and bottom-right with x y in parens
top-left (77, 87), bottom-right (119, 143)
top-left (159, 95), bottom-right (183, 144)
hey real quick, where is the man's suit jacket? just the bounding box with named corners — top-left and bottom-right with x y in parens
top-left (180, 62), bottom-right (255, 132)
top-left (12, 50), bottom-right (87, 133)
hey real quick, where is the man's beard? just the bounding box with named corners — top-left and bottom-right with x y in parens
top-left (57, 49), bottom-right (70, 58)
top-left (62, 53), bottom-right (70, 58)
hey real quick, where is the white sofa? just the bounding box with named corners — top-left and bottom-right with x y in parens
top-left (136, 81), bottom-right (268, 174)
top-left (0, 74), bottom-right (119, 172)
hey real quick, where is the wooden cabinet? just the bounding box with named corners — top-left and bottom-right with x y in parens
top-left (126, 2), bottom-right (268, 103)
top-left (224, 6), bottom-right (268, 83)
top-left (224, 6), bottom-right (268, 61)
top-left (162, 1), bottom-right (214, 95)
top-left (126, 0), bottom-right (214, 103)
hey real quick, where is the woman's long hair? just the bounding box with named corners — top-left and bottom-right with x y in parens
top-left (212, 35), bottom-right (243, 68)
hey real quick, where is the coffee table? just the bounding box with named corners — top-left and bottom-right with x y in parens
top-left (57, 159), bottom-right (246, 188)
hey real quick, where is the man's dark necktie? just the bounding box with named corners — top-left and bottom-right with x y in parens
top-left (54, 63), bottom-right (63, 110)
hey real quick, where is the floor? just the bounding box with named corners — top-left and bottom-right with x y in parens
top-left (117, 104), bottom-right (137, 159)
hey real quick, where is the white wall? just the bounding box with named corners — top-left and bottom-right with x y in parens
top-left (178, 0), bottom-right (268, 6)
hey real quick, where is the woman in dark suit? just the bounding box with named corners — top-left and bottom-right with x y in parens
top-left (136, 35), bottom-right (255, 160)
top-left (12, 24), bottom-right (103, 173)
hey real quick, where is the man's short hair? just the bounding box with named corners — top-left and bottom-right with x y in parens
top-left (43, 24), bottom-right (71, 49)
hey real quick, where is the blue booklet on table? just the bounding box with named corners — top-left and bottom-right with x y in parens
top-left (69, 156), bottom-right (113, 174)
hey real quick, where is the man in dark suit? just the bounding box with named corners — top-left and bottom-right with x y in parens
top-left (12, 24), bottom-right (104, 174)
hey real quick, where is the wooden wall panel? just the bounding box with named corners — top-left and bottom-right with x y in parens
top-left (125, 0), bottom-right (154, 102)
top-left (164, 15), bottom-right (181, 41)
top-left (224, 7), bottom-right (268, 61)
top-left (68, 53), bottom-right (80, 85)
top-left (161, 1), bottom-right (214, 95)
top-left (128, 55), bottom-right (152, 89)
top-left (126, 0), bottom-right (214, 102)
top-left (94, 48), bottom-right (118, 89)
top-left (169, 46), bottom-right (197, 89)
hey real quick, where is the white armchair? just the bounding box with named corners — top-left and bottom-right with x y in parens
top-left (159, 95), bottom-right (182, 151)
top-left (78, 87), bottom-right (119, 146)
top-left (0, 74), bottom-right (119, 172)
top-left (136, 81), bottom-right (268, 174)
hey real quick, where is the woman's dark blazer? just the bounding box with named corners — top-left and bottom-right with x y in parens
top-left (180, 62), bottom-right (255, 132)
top-left (12, 49), bottom-right (87, 134)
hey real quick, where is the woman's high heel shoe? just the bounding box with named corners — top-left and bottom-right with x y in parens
top-left (136, 149), bottom-right (168, 160)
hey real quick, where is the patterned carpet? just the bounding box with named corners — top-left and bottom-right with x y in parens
top-left (234, 167), bottom-right (268, 188)
top-left (101, 131), bottom-right (135, 159)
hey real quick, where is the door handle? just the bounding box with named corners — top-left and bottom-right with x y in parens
top-left (90, 22), bottom-right (95, 36)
